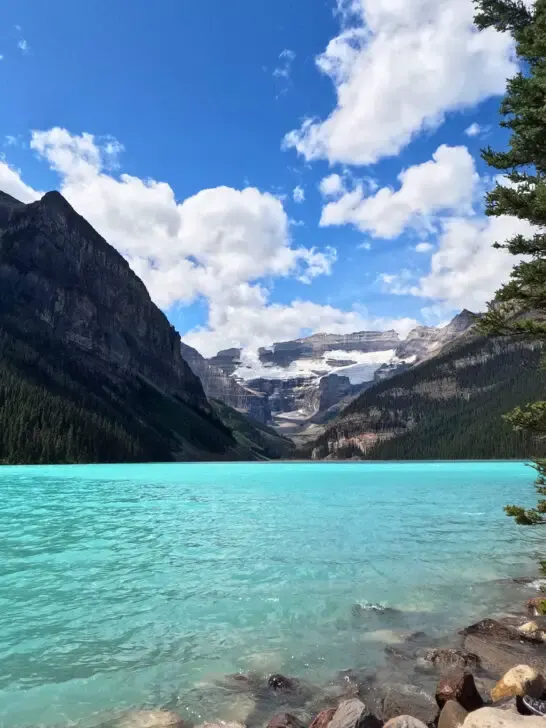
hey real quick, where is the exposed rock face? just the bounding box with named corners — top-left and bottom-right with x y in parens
top-left (259, 331), bottom-right (401, 368)
top-left (209, 348), bottom-right (242, 376)
top-left (381, 685), bottom-right (439, 727)
top-left (423, 648), bottom-right (481, 670)
top-left (309, 708), bottom-right (337, 728)
top-left (438, 701), bottom-right (468, 728)
top-left (267, 714), bottom-right (306, 728)
top-left (435, 670), bottom-right (484, 712)
top-left (0, 191), bottom-right (207, 411)
top-left (180, 342), bottom-right (271, 423)
top-left (0, 190), bottom-right (289, 462)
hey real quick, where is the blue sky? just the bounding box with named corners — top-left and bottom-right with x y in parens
top-left (0, 0), bottom-right (531, 356)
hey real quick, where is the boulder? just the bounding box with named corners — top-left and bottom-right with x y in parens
top-left (463, 707), bottom-right (546, 728)
top-left (267, 714), bottom-right (306, 728)
top-left (381, 685), bottom-right (439, 727)
top-left (423, 649), bottom-right (481, 670)
top-left (491, 696), bottom-right (530, 715)
top-left (519, 618), bottom-right (546, 642)
top-left (269, 674), bottom-right (298, 692)
top-left (115, 711), bottom-right (185, 728)
top-left (383, 718), bottom-right (428, 728)
top-left (309, 709), bottom-right (336, 728)
top-left (526, 598), bottom-right (546, 617)
top-left (329, 698), bottom-right (381, 728)
top-left (490, 665), bottom-right (544, 701)
top-left (460, 620), bottom-right (518, 642)
top-left (438, 701), bottom-right (468, 728)
top-left (436, 670), bottom-right (484, 712)
top-left (463, 635), bottom-right (546, 677)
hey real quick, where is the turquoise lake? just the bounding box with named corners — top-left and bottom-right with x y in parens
top-left (0, 461), bottom-right (543, 728)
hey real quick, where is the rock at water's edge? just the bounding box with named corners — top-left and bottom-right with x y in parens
top-left (329, 698), bottom-right (381, 728)
top-left (381, 685), bottom-right (439, 727)
top-left (383, 718), bottom-right (428, 728)
top-left (423, 649), bottom-right (481, 670)
top-left (436, 669), bottom-right (484, 712)
top-left (438, 701), bottom-right (469, 728)
top-left (490, 665), bottom-right (544, 701)
top-left (309, 708), bottom-right (337, 728)
top-left (460, 620), bottom-right (518, 642)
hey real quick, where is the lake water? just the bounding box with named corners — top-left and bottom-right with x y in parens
top-left (0, 461), bottom-right (543, 728)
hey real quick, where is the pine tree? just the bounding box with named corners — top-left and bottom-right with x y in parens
top-left (474, 0), bottom-right (546, 525)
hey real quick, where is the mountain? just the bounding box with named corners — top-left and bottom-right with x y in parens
top-left (0, 190), bottom-right (291, 463)
top-left (180, 341), bottom-right (271, 423)
top-left (306, 333), bottom-right (545, 460)
top-left (199, 313), bottom-right (477, 441)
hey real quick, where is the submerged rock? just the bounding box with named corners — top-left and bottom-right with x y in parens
top-left (329, 698), bottom-right (381, 728)
top-left (268, 674), bottom-right (298, 692)
top-left (438, 701), bottom-right (468, 728)
top-left (490, 665), bottom-right (545, 701)
top-left (115, 711), bottom-right (185, 728)
top-left (267, 714), bottom-right (306, 728)
top-left (435, 669), bottom-right (484, 712)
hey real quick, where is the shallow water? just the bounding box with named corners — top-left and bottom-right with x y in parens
top-left (0, 461), bottom-right (542, 727)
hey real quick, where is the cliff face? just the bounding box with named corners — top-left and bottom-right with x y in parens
top-left (0, 190), bottom-right (288, 463)
top-left (258, 330), bottom-right (400, 368)
top-left (180, 342), bottom-right (271, 423)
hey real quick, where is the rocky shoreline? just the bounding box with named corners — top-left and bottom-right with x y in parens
top-left (104, 578), bottom-right (546, 728)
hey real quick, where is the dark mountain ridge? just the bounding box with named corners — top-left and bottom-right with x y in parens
top-left (0, 190), bottom-right (291, 463)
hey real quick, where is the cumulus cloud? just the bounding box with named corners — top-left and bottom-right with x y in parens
top-left (293, 185), bottom-right (305, 203)
top-left (320, 144), bottom-right (479, 238)
top-left (383, 215), bottom-right (535, 310)
top-left (284, 0), bottom-right (516, 165)
top-left (415, 242), bottom-right (434, 253)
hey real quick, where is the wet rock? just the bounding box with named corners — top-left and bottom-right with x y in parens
top-left (463, 635), bottom-right (546, 678)
top-left (490, 665), bottom-right (545, 701)
top-left (381, 685), bottom-right (439, 727)
top-left (526, 598), bottom-right (546, 617)
top-left (460, 619), bottom-right (519, 642)
top-left (115, 711), bottom-right (185, 728)
top-left (463, 707), bottom-right (546, 728)
top-left (519, 618), bottom-right (546, 642)
top-left (198, 722), bottom-right (245, 728)
top-left (491, 696), bottom-right (530, 715)
top-left (423, 649), bottom-right (481, 670)
top-left (269, 674), bottom-right (298, 692)
top-left (436, 670), bottom-right (484, 712)
top-left (438, 701), bottom-right (468, 728)
top-left (352, 603), bottom-right (400, 618)
top-left (383, 718), bottom-right (428, 728)
top-left (309, 708), bottom-right (336, 728)
top-left (267, 714), bottom-right (306, 728)
top-left (329, 699), bottom-right (381, 728)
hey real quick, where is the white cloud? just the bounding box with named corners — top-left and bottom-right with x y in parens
top-left (415, 242), bottom-right (433, 252)
top-left (321, 144), bottom-right (479, 238)
top-left (17, 39), bottom-right (29, 53)
top-left (293, 185), bottom-right (305, 203)
top-left (465, 121), bottom-right (490, 137)
top-left (284, 0), bottom-right (516, 165)
top-left (0, 160), bottom-right (41, 203)
top-left (383, 215), bottom-right (535, 310)
top-left (319, 173), bottom-right (345, 198)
